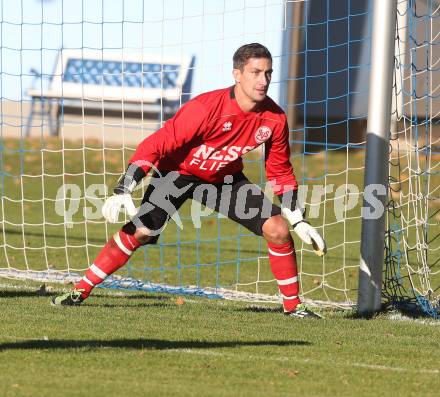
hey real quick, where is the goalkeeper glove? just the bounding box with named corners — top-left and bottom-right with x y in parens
top-left (277, 189), bottom-right (327, 256)
top-left (281, 207), bottom-right (327, 257)
top-left (102, 165), bottom-right (146, 223)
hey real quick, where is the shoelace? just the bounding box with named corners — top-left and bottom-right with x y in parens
top-left (295, 304), bottom-right (308, 313)
top-left (70, 289), bottom-right (85, 303)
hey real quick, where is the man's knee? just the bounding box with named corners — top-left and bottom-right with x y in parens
top-left (262, 215), bottom-right (292, 244)
top-left (122, 222), bottom-right (158, 245)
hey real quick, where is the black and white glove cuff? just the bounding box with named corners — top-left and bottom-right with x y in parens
top-left (114, 165), bottom-right (146, 195)
top-left (281, 207), bottom-right (304, 228)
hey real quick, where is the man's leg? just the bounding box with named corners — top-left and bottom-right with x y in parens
top-left (72, 223), bottom-right (149, 300)
top-left (51, 222), bottom-right (153, 306)
top-left (262, 216), bottom-right (300, 312)
top-left (198, 173), bottom-right (320, 317)
top-left (194, 174), bottom-right (299, 311)
top-left (262, 217), bottom-right (321, 318)
top-left (52, 171), bottom-right (193, 306)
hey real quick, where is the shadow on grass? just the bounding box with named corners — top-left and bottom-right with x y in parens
top-left (341, 301), bottom-right (440, 320)
top-left (232, 305), bottom-right (284, 314)
top-left (2, 229), bottom-right (361, 260)
top-left (3, 227), bottom-right (105, 244)
top-left (0, 289), bottom-right (174, 301)
top-left (342, 311), bottom-right (373, 320)
top-left (0, 290), bottom-right (55, 298)
top-left (0, 338), bottom-right (311, 351)
top-left (121, 294), bottom-right (173, 301)
top-left (85, 302), bottom-right (172, 309)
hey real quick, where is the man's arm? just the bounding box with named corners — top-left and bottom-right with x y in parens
top-left (264, 119), bottom-right (297, 197)
top-left (102, 99), bottom-right (207, 223)
top-left (128, 99), bottom-right (207, 174)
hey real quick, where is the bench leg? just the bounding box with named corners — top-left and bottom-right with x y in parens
top-left (156, 99), bottom-right (163, 129)
top-left (25, 98), bottom-right (36, 137)
top-left (46, 100), bottom-right (58, 137)
top-left (54, 104), bottom-right (62, 137)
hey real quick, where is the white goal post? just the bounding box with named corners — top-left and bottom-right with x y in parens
top-left (360, 0), bottom-right (440, 317)
top-left (358, 0), bottom-right (397, 316)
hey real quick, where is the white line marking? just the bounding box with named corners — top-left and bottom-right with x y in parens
top-left (161, 349), bottom-right (439, 374)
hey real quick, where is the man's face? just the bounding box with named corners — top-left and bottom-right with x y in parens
top-left (233, 57), bottom-right (273, 103)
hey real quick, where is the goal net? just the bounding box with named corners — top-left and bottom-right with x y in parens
top-left (1, 0), bottom-right (371, 308)
top-left (384, 0), bottom-right (440, 317)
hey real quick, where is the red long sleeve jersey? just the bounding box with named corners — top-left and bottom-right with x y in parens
top-left (129, 86), bottom-right (297, 195)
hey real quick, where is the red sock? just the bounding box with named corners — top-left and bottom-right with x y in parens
top-left (267, 240), bottom-right (301, 312)
top-left (75, 230), bottom-right (142, 299)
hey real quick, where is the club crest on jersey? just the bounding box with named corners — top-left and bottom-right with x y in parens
top-left (255, 126), bottom-right (272, 144)
top-left (222, 121), bottom-right (232, 132)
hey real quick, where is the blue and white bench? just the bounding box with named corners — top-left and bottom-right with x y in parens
top-left (26, 49), bottom-right (195, 136)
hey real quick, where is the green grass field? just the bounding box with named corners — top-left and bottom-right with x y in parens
top-left (1, 281), bottom-right (439, 397)
top-left (1, 136), bottom-right (439, 396)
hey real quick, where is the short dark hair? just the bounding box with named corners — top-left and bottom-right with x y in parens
top-left (233, 43), bottom-right (272, 71)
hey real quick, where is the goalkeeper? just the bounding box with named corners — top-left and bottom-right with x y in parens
top-left (52, 43), bottom-right (326, 318)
